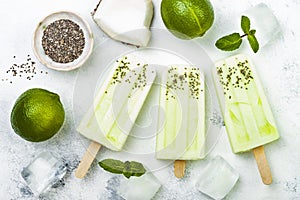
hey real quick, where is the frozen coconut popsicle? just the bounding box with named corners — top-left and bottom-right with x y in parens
top-left (156, 66), bottom-right (205, 178)
top-left (213, 54), bottom-right (279, 184)
top-left (75, 55), bottom-right (156, 178)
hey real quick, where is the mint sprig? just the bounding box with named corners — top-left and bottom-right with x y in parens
top-left (215, 16), bottom-right (259, 53)
top-left (99, 159), bottom-right (146, 179)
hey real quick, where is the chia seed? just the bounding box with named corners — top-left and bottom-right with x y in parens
top-left (217, 59), bottom-right (254, 100)
top-left (1, 55), bottom-right (48, 84)
top-left (104, 58), bottom-right (149, 97)
top-left (42, 19), bottom-right (85, 63)
top-left (165, 66), bottom-right (203, 100)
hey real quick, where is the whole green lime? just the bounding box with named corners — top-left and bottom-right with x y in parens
top-left (10, 88), bottom-right (65, 142)
top-left (161, 0), bottom-right (214, 39)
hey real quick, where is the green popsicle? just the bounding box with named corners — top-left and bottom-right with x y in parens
top-left (156, 66), bottom-right (205, 177)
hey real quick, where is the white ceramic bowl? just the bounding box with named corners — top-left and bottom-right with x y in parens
top-left (33, 11), bottom-right (94, 71)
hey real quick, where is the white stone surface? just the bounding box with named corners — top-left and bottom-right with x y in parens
top-left (0, 0), bottom-right (299, 199)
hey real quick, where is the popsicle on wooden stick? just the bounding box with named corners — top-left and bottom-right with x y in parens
top-left (213, 54), bottom-right (280, 185)
top-left (75, 55), bottom-right (156, 178)
top-left (156, 66), bottom-right (205, 178)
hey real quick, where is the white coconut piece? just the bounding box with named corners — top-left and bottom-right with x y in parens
top-left (93, 0), bottom-right (153, 46)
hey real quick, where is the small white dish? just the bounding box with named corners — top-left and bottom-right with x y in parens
top-left (33, 11), bottom-right (94, 71)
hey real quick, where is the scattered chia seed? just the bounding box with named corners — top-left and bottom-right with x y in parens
top-left (42, 19), bottom-right (85, 63)
top-left (1, 55), bottom-right (48, 84)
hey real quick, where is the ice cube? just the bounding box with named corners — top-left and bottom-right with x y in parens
top-left (21, 152), bottom-right (67, 195)
top-left (242, 3), bottom-right (281, 47)
top-left (195, 156), bottom-right (239, 200)
top-left (118, 172), bottom-right (161, 200)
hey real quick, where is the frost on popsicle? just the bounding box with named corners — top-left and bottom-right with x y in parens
top-left (214, 54), bottom-right (279, 153)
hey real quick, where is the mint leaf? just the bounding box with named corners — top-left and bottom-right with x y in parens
top-left (123, 161), bottom-right (131, 178)
top-left (249, 29), bottom-right (256, 35)
top-left (99, 159), bottom-right (124, 174)
top-left (123, 161), bottom-right (146, 179)
top-left (99, 159), bottom-right (146, 178)
top-left (241, 16), bottom-right (250, 34)
top-left (215, 33), bottom-right (242, 51)
top-left (129, 161), bottom-right (146, 177)
top-left (247, 34), bottom-right (259, 53)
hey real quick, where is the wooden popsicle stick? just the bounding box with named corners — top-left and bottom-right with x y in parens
top-left (174, 160), bottom-right (186, 178)
top-left (253, 146), bottom-right (272, 185)
top-left (75, 141), bottom-right (102, 179)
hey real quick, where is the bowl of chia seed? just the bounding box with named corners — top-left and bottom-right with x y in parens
top-left (33, 11), bottom-right (94, 71)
